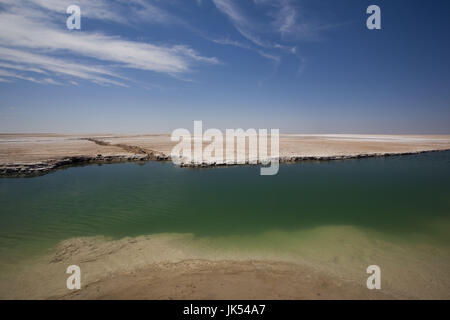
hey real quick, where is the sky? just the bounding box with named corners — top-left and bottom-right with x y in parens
top-left (0, 0), bottom-right (449, 134)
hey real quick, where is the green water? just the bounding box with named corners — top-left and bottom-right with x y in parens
top-left (1, 151), bottom-right (450, 264)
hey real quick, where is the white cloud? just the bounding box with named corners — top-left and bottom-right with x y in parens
top-left (212, 37), bottom-right (280, 64)
top-left (0, 0), bottom-right (219, 86)
top-left (0, 68), bottom-right (53, 84)
top-left (214, 0), bottom-right (315, 43)
top-left (256, 50), bottom-right (280, 65)
top-left (211, 0), bottom-right (311, 76)
top-left (0, 47), bottom-right (129, 87)
top-left (3, 0), bottom-right (175, 25)
top-left (273, 0), bottom-right (297, 35)
top-left (0, 62), bottom-right (47, 75)
top-left (212, 0), bottom-right (270, 47)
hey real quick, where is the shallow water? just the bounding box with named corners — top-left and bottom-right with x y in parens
top-left (1, 151), bottom-right (450, 265)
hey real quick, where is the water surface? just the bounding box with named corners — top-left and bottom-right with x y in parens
top-left (1, 151), bottom-right (450, 265)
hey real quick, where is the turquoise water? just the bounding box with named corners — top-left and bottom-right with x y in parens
top-left (1, 151), bottom-right (450, 264)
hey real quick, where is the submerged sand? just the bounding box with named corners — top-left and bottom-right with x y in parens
top-left (1, 134), bottom-right (450, 175)
top-left (58, 260), bottom-right (393, 300)
top-left (1, 225), bottom-right (449, 300)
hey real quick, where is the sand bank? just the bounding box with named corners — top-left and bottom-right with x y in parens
top-left (1, 225), bottom-right (449, 299)
top-left (58, 259), bottom-right (393, 300)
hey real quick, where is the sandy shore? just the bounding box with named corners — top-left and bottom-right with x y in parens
top-left (0, 235), bottom-right (394, 300)
top-left (58, 260), bottom-right (393, 300)
top-left (1, 134), bottom-right (450, 176)
top-left (1, 226), bottom-right (449, 300)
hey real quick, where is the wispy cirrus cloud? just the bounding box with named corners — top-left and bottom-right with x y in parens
top-left (212, 0), bottom-right (271, 48)
top-left (210, 0), bottom-right (304, 73)
top-left (6, 0), bottom-right (176, 25)
top-left (210, 0), bottom-right (342, 77)
top-left (211, 0), bottom-right (326, 45)
top-left (0, 68), bottom-right (62, 85)
top-left (0, 47), bottom-right (130, 87)
top-left (210, 37), bottom-right (280, 65)
top-left (210, 0), bottom-right (303, 54)
top-left (0, 0), bottom-right (219, 86)
top-left (271, 0), bottom-right (298, 35)
top-left (0, 62), bottom-right (47, 75)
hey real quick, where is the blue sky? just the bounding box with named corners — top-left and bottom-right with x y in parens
top-left (0, 0), bottom-right (449, 134)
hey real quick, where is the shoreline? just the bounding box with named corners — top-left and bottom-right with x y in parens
top-left (2, 148), bottom-right (450, 178)
top-left (2, 133), bottom-right (450, 177)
